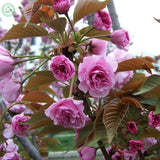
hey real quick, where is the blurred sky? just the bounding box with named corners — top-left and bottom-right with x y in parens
top-left (0, 0), bottom-right (160, 57)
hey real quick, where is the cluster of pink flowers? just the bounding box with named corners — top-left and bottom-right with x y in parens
top-left (1, 0), bottom-right (158, 159)
top-left (3, 113), bottom-right (30, 138)
top-left (0, 139), bottom-right (22, 160)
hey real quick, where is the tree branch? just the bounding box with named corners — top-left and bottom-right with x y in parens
top-left (107, 0), bottom-right (121, 30)
top-left (0, 96), bottom-right (45, 160)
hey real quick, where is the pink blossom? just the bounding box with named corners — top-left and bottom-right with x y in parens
top-left (0, 78), bottom-right (22, 103)
top-left (2, 152), bottom-right (22, 160)
top-left (129, 140), bottom-right (144, 152)
top-left (51, 82), bottom-right (64, 99)
top-left (78, 146), bottom-right (96, 160)
top-left (120, 149), bottom-right (137, 160)
top-left (110, 30), bottom-right (130, 50)
top-left (50, 55), bottom-right (75, 82)
top-left (11, 113), bottom-right (30, 137)
top-left (3, 123), bottom-right (14, 139)
top-left (93, 10), bottom-right (112, 31)
top-left (52, 0), bottom-right (71, 14)
top-left (88, 38), bottom-right (108, 56)
top-left (13, 12), bottom-right (21, 22)
top-left (0, 28), bottom-right (7, 39)
top-left (143, 138), bottom-right (157, 149)
top-left (108, 49), bottom-right (133, 88)
top-left (126, 121), bottom-right (137, 134)
top-left (45, 98), bottom-right (87, 129)
top-left (0, 47), bottom-right (15, 78)
top-left (21, 0), bottom-right (28, 7)
top-left (13, 66), bottom-right (25, 81)
top-left (148, 111), bottom-right (160, 128)
top-left (104, 146), bottom-right (121, 160)
top-left (3, 139), bottom-right (18, 152)
top-left (78, 55), bottom-right (116, 98)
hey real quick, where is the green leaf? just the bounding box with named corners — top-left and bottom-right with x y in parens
top-left (73, 0), bottom-right (110, 23)
top-left (30, 118), bottom-right (52, 130)
top-left (34, 70), bottom-right (54, 77)
top-left (41, 17), bottom-right (67, 33)
top-left (90, 108), bottom-right (106, 145)
top-left (103, 101), bottom-right (128, 143)
top-left (25, 110), bottom-right (47, 125)
top-left (116, 58), bottom-right (154, 72)
top-left (0, 23), bottom-right (48, 41)
top-left (75, 122), bottom-right (94, 147)
top-left (63, 86), bottom-right (69, 98)
top-left (22, 91), bottom-right (54, 103)
top-left (154, 98), bottom-right (160, 115)
top-left (42, 137), bottom-right (61, 145)
top-left (25, 75), bottom-right (55, 90)
top-left (80, 26), bottom-right (111, 41)
top-left (134, 75), bottom-right (160, 97)
top-left (140, 99), bottom-right (156, 105)
top-left (40, 124), bottom-right (73, 135)
top-left (140, 126), bottom-right (160, 138)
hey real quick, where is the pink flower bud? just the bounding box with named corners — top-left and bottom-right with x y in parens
top-left (0, 46), bottom-right (15, 78)
top-left (93, 10), bottom-right (112, 31)
top-left (45, 98), bottom-right (87, 129)
top-left (126, 121), bottom-right (138, 134)
top-left (148, 111), bottom-right (160, 128)
top-left (0, 78), bottom-right (22, 103)
top-left (129, 140), bottom-right (144, 152)
top-left (11, 113), bottom-right (30, 137)
top-left (50, 55), bottom-right (75, 82)
top-left (110, 30), bottom-right (130, 50)
top-left (52, 0), bottom-right (71, 14)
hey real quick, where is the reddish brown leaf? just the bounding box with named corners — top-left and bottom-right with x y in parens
top-left (74, 0), bottom-right (110, 23)
top-left (0, 23), bottom-right (48, 41)
top-left (25, 75), bottom-right (55, 90)
top-left (103, 101), bottom-right (128, 143)
top-left (41, 17), bottom-right (67, 33)
top-left (121, 97), bottom-right (143, 109)
top-left (122, 73), bottom-right (147, 91)
top-left (22, 91), bottom-right (54, 103)
top-left (20, 0), bottom-right (54, 25)
top-left (79, 26), bottom-right (111, 41)
top-left (116, 58), bottom-right (154, 72)
top-left (30, 118), bottom-right (52, 130)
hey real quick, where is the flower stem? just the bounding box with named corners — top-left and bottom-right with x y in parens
top-left (82, 35), bottom-right (111, 42)
top-left (13, 55), bottom-right (43, 59)
top-left (21, 58), bottom-right (50, 84)
top-left (68, 75), bottom-right (76, 97)
top-left (97, 140), bottom-right (110, 160)
top-left (79, 26), bottom-right (94, 41)
top-left (15, 57), bottom-right (44, 65)
top-left (65, 13), bottom-right (77, 42)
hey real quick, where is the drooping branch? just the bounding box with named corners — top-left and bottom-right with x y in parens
top-left (0, 96), bottom-right (45, 160)
top-left (107, 0), bottom-right (121, 30)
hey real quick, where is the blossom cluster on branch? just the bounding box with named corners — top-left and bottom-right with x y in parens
top-left (0, 0), bottom-right (160, 160)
